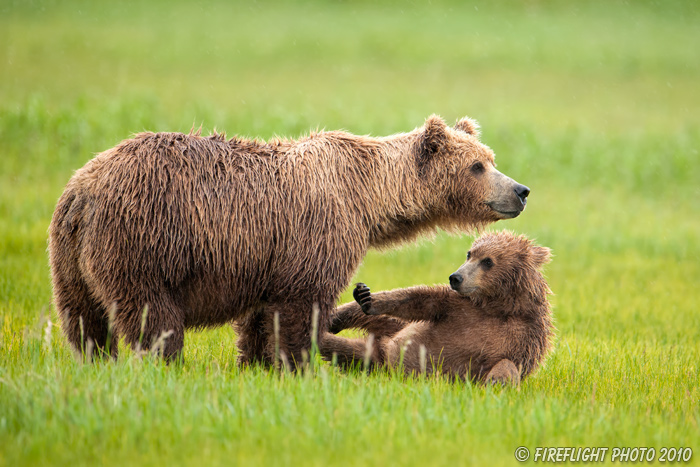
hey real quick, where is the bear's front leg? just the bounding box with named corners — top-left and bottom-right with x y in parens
top-left (484, 359), bottom-right (521, 385)
top-left (263, 299), bottom-right (332, 371)
top-left (235, 306), bottom-right (271, 367)
top-left (329, 298), bottom-right (407, 337)
top-left (353, 283), bottom-right (453, 323)
top-left (353, 283), bottom-right (376, 314)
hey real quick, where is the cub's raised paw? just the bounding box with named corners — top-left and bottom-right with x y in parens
top-left (353, 283), bottom-right (375, 315)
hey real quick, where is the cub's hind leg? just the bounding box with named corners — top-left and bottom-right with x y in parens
top-left (319, 333), bottom-right (383, 370)
top-left (484, 359), bottom-right (521, 386)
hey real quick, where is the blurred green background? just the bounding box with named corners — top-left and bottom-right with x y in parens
top-left (1, 1), bottom-right (699, 466)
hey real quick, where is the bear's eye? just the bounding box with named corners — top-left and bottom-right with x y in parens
top-left (467, 251), bottom-right (471, 260)
top-left (470, 161), bottom-right (485, 175)
top-left (481, 258), bottom-right (493, 269)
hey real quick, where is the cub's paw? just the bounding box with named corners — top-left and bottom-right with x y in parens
top-left (353, 283), bottom-right (375, 315)
top-left (484, 359), bottom-right (521, 386)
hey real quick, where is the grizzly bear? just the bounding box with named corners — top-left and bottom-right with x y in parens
top-left (320, 231), bottom-right (553, 384)
top-left (48, 115), bottom-right (530, 365)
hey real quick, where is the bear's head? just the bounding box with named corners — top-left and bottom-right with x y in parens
top-left (448, 231), bottom-right (552, 315)
top-left (416, 115), bottom-right (530, 230)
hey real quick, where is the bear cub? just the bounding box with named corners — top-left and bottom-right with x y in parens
top-left (320, 231), bottom-right (554, 384)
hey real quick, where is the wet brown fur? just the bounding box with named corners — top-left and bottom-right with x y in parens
top-left (48, 116), bottom-right (524, 365)
top-left (320, 231), bottom-right (554, 384)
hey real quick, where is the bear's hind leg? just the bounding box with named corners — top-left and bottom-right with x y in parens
top-left (116, 294), bottom-right (185, 363)
top-left (55, 278), bottom-right (117, 361)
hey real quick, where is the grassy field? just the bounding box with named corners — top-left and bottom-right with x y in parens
top-left (1, 0), bottom-right (699, 465)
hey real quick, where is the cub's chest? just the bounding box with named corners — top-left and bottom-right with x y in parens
top-left (439, 314), bottom-right (519, 354)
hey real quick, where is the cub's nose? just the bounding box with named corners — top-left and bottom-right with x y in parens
top-left (449, 273), bottom-right (463, 290)
top-left (514, 184), bottom-right (530, 204)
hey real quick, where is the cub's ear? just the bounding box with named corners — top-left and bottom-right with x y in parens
top-left (417, 115), bottom-right (449, 172)
top-left (531, 246), bottom-right (552, 267)
top-left (454, 117), bottom-right (480, 137)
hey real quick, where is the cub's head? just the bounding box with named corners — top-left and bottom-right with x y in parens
top-left (448, 231), bottom-right (552, 313)
top-left (416, 115), bottom-right (530, 230)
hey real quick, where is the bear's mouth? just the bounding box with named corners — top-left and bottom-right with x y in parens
top-left (454, 286), bottom-right (479, 296)
top-left (485, 202), bottom-right (524, 219)
top-left (496, 209), bottom-right (522, 219)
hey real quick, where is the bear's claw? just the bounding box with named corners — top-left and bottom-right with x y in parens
top-left (353, 283), bottom-right (374, 315)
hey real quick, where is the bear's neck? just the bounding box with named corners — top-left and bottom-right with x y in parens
top-left (361, 131), bottom-right (444, 249)
top-left (471, 292), bottom-right (550, 320)
top-left (282, 129), bottom-right (445, 249)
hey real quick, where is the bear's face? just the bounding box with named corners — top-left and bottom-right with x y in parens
top-left (448, 231), bottom-right (551, 308)
top-left (417, 116), bottom-right (530, 227)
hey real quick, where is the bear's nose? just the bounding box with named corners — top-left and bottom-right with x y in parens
top-left (449, 273), bottom-right (463, 290)
top-left (514, 184), bottom-right (530, 204)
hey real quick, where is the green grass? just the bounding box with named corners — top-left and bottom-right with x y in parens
top-left (1, 0), bottom-right (699, 465)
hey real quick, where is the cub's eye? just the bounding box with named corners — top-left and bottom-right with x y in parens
top-left (467, 251), bottom-right (471, 260)
top-left (481, 258), bottom-right (493, 269)
top-left (470, 161), bottom-right (485, 175)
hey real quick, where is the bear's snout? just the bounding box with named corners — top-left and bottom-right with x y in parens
top-left (484, 169), bottom-right (530, 219)
top-left (514, 184), bottom-right (530, 206)
top-left (449, 273), bottom-right (463, 290)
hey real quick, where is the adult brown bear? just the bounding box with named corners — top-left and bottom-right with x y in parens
top-left (48, 115), bottom-right (530, 365)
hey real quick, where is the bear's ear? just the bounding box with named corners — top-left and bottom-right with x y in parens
top-left (454, 117), bottom-right (480, 137)
top-left (531, 246), bottom-right (552, 267)
top-left (417, 115), bottom-right (449, 171)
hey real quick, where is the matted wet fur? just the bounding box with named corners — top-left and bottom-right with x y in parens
top-left (48, 116), bottom-right (529, 365)
top-left (320, 231), bottom-right (554, 384)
